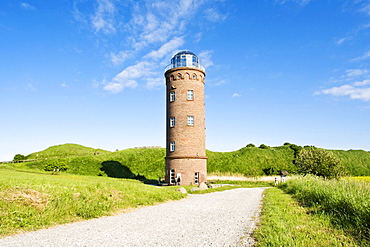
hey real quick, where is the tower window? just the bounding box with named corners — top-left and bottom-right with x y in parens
top-left (170, 117), bottom-right (175, 127)
top-left (177, 74), bottom-right (181, 79)
top-left (170, 169), bottom-right (176, 184)
top-left (187, 116), bottom-right (194, 126)
top-left (187, 90), bottom-right (194, 100)
top-left (170, 91), bottom-right (175, 102)
top-left (170, 142), bottom-right (176, 152)
top-left (195, 172), bottom-right (199, 184)
top-left (192, 74), bottom-right (197, 79)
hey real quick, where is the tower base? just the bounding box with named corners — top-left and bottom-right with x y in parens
top-left (165, 157), bottom-right (207, 186)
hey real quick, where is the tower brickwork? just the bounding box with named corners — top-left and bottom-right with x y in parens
top-left (164, 51), bottom-right (207, 186)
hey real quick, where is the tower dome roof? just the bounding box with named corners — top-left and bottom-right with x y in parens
top-left (165, 50), bottom-right (205, 72)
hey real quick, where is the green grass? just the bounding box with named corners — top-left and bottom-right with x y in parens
top-left (26, 143), bottom-right (110, 159)
top-left (254, 187), bottom-right (359, 246)
top-left (5, 143), bottom-right (370, 180)
top-left (0, 169), bottom-right (186, 237)
top-left (277, 176), bottom-right (370, 246)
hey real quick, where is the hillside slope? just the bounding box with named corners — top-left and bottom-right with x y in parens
top-left (8, 144), bottom-right (370, 179)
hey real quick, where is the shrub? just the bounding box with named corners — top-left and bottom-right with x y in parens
top-left (259, 144), bottom-right (270, 149)
top-left (13, 154), bottom-right (26, 162)
top-left (296, 147), bottom-right (345, 179)
top-left (43, 158), bottom-right (68, 171)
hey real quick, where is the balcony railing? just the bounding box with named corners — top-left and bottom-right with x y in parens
top-left (164, 63), bottom-right (205, 73)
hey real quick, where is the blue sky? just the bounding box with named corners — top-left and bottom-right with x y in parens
top-left (1, 0), bottom-right (370, 161)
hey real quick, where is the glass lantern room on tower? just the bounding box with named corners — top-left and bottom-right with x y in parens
top-left (165, 51), bottom-right (205, 72)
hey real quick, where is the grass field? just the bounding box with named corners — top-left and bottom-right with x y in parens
top-left (0, 169), bottom-right (186, 237)
top-left (254, 176), bottom-right (370, 246)
top-left (5, 143), bottom-right (370, 179)
top-left (254, 187), bottom-right (360, 246)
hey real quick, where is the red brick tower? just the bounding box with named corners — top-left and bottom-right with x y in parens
top-left (164, 51), bottom-right (207, 186)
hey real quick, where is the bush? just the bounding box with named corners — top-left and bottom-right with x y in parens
top-left (43, 158), bottom-right (68, 171)
top-left (13, 154), bottom-right (26, 162)
top-left (295, 147), bottom-right (345, 179)
top-left (259, 144), bottom-right (270, 149)
top-left (246, 143), bottom-right (256, 148)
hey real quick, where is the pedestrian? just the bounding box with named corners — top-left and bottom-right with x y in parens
top-left (274, 177), bottom-right (278, 186)
top-left (177, 176), bottom-right (181, 186)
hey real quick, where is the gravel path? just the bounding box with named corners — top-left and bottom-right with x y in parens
top-left (0, 187), bottom-right (266, 247)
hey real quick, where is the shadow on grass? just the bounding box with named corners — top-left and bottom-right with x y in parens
top-left (100, 161), bottom-right (158, 184)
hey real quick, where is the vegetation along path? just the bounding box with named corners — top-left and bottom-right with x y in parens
top-left (0, 187), bottom-right (266, 247)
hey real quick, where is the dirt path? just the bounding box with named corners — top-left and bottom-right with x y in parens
top-left (0, 187), bottom-right (267, 247)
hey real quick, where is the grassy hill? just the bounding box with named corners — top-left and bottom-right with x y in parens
top-left (26, 143), bottom-right (110, 159)
top-left (5, 143), bottom-right (370, 179)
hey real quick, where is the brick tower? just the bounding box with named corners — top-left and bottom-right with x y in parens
top-left (164, 51), bottom-right (207, 186)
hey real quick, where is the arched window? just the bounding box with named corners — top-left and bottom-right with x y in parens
top-left (192, 74), bottom-right (197, 80)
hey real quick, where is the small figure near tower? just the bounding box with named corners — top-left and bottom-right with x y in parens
top-left (164, 51), bottom-right (207, 186)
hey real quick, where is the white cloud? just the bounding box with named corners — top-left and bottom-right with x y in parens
top-left (198, 50), bottom-right (214, 69)
top-left (110, 51), bottom-right (130, 66)
top-left (346, 69), bottom-right (369, 77)
top-left (276, 0), bottom-right (313, 6)
top-left (103, 61), bottom-right (153, 93)
top-left (352, 50), bottom-right (370, 61)
top-left (316, 77), bottom-right (370, 102)
top-left (91, 0), bottom-right (116, 34)
top-left (146, 77), bottom-right (164, 89)
top-left (61, 83), bottom-right (69, 88)
top-left (204, 8), bottom-right (227, 22)
top-left (20, 3), bottom-right (36, 10)
top-left (336, 36), bottom-right (350, 45)
top-left (145, 37), bottom-right (184, 60)
top-left (232, 93), bottom-right (241, 97)
top-left (361, 3), bottom-right (370, 15)
top-left (103, 81), bottom-right (137, 94)
top-left (354, 79), bottom-right (370, 86)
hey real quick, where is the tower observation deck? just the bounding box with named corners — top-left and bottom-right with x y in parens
top-left (164, 51), bottom-right (205, 73)
top-left (164, 51), bottom-right (207, 186)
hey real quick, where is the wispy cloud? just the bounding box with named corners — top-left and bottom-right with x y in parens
top-left (144, 37), bottom-right (185, 60)
top-left (316, 67), bottom-right (370, 101)
top-left (276, 0), bottom-right (313, 6)
top-left (346, 69), bottom-right (369, 78)
top-left (20, 3), bottom-right (36, 10)
top-left (198, 50), bottom-right (214, 69)
top-left (204, 8), bottom-right (227, 22)
top-left (352, 51), bottom-right (370, 61)
top-left (91, 0), bottom-right (116, 34)
top-left (74, 0), bottom-right (227, 94)
top-left (317, 85), bottom-right (370, 101)
top-left (110, 51), bottom-right (131, 66)
top-left (232, 93), bottom-right (241, 98)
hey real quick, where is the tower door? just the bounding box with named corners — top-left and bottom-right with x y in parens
top-left (170, 169), bottom-right (176, 185)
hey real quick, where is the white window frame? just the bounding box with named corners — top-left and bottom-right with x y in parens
top-left (170, 91), bottom-right (175, 102)
top-left (170, 117), bottom-right (175, 127)
top-left (170, 169), bottom-right (176, 184)
top-left (195, 172), bottom-right (199, 184)
top-left (170, 142), bottom-right (175, 152)
top-left (187, 116), bottom-right (194, 126)
top-left (187, 90), bottom-right (194, 100)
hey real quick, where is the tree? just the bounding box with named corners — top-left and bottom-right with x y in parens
top-left (246, 143), bottom-right (256, 148)
top-left (259, 144), bottom-right (270, 149)
top-left (44, 158), bottom-right (68, 171)
top-left (295, 147), bottom-right (345, 179)
top-left (13, 154), bottom-right (26, 162)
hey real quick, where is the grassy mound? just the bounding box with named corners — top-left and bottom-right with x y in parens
top-left (26, 143), bottom-right (110, 159)
top-left (6, 143), bottom-right (370, 179)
